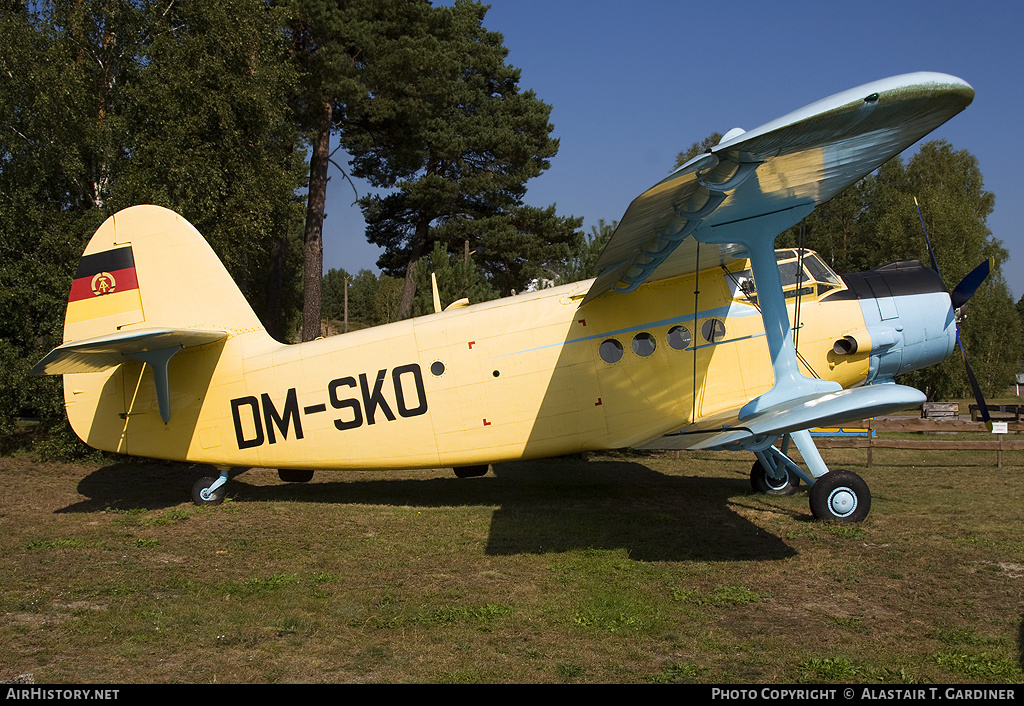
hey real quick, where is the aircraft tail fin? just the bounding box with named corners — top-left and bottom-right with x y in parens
top-left (61, 205), bottom-right (264, 343)
top-left (34, 206), bottom-right (269, 432)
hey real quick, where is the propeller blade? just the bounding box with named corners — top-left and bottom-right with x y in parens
top-left (957, 332), bottom-right (991, 425)
top-left (915, 197), bottom-right (992, 424)
top-left (914, 196), bottom-right (943, 276)
top-left (950, 258), bottom-right (993, 310)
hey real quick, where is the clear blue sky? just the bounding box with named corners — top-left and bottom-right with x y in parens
top-left (324, 0), bottom-right (1024, 300)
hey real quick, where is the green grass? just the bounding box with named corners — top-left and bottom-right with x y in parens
top-left (1, 447), bottom-right (1022, 683)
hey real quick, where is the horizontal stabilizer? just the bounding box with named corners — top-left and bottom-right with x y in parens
top-left (638, 384), bottom-right (926, 451)
top-left (31, 328), bottom-right (227, 376)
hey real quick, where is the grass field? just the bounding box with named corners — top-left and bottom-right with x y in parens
top-left (1, 444), bottom-right (1022, 684)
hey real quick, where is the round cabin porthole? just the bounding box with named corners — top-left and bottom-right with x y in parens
top-left (667, 325), bottom-right (692, 351)
top-left (599, 339), bottom-right (624, 364)
top-left (430, 361), bottom-right (446, 376)
top-left (632, 332), bottom-right (656, 357)
top-left (701, 318), bottom-right (726, 343)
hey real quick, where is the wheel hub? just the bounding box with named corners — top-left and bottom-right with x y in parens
top-left (828, 487), bottom-right (857, 517)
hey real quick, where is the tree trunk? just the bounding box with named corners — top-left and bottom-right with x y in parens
top-left (398, 217), bottom-right (431, 319)
top-left (301, 99), bottom-right (332, 342)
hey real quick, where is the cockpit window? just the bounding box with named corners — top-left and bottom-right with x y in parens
top-left (802, 254), bottom-right (843, 287)
top-left (778, 260), bottom-right (804, 288)
top-left (730, 249), bottom-right (844, 301)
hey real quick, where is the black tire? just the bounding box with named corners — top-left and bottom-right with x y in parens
top-left (750, 460), bottom-right (800, 496)
top-left (191, 476), bottom-right (226, 506)
top-left (279, 469), bottom-right (314, 483)
top-left (809, 469), bottom-right (870, 523)
top-left (453, 464), bottom-right (489, 478)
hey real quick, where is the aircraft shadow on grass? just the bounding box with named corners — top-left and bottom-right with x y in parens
top-left (63, 457), bottom-right (797, 562)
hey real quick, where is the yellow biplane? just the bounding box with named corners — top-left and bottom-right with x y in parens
top-left (33, 72), bottom-right (983, 522)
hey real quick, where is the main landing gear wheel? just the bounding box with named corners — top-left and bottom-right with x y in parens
top-left (809, 469), bottom-right (871, 523)
top-left (192, 476), bottom-right (227, 506)
top-left (278, 469), bottom-right (314, 483)
top-left (749, 460), bottom-right (800, 496)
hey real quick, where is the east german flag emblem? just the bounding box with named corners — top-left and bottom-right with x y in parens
top-left (66, 245), bottom-right (144, 328)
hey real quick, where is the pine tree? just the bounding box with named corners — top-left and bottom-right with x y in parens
top-left (411, 241), bottom-right (498, 317)
top-left (284, 0), bottom-right (437, 339)
top-left (344, 0), bottom-right (581, 317)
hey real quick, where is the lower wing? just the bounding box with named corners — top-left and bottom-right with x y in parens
top-left (637, 384), bottom-right (925, 451)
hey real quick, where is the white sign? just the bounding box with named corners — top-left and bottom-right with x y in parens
top-left (991, 421), bottom-right (1008, 434)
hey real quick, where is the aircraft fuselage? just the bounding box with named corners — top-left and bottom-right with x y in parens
top-left (66, 250), bottom-right (954, 471)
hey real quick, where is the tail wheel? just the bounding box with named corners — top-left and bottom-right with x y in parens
top-left (749, 460), bottom-right (800, 496)
top-left (809, 470), bottom-right (870, 523)
top-left (191, 477), bottom-right (226, 506)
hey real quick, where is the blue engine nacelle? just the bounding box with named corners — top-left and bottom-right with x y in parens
top-left (832, 261), bottom-right (957, 383)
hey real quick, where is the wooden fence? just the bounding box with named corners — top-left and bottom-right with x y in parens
top-left (814, 418), bottom-right (1024, 468)
top-left (970, 404), bottom-right (1022, 422)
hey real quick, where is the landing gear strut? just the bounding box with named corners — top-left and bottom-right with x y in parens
top-left (747, 430), bottom-right (872, 522)
top-left (749, 459), bottom-right (800, 496)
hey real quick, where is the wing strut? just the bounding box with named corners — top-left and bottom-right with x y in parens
top-left (695, 204), bottom-right (841, 418)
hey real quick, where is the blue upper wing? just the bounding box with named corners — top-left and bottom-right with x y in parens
top-left (583, 72), bottom-right (974, 303)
